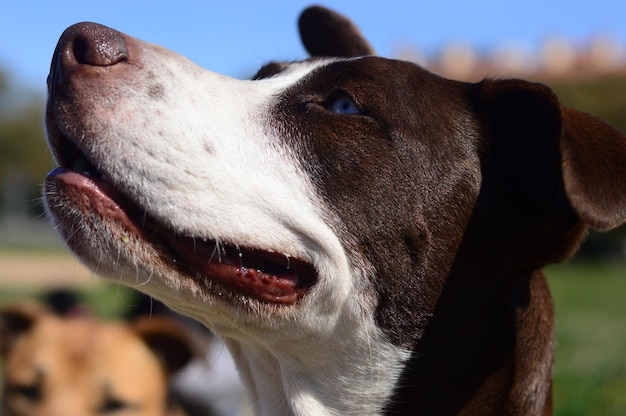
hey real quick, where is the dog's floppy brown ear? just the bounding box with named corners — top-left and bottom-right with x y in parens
top-left (560, 107), bottom-right (626, 231)
top-left (133, 316), bottom-right (195, 375)
top-left (474, 78), bottom-right (626, 234)
top-left (298, 5), bottom-right (375, 57)
top-left (0, 301), bottom-right (48, 356)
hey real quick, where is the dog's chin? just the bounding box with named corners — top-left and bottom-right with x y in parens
top-left (43, 167), bottom-right (317, 306)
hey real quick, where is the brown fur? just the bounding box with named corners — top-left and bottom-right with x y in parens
top-left (297, 8), bottom-right (626, 415)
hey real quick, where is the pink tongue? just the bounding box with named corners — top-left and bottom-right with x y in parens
top-left (172, 237), bottom-right (302, 304)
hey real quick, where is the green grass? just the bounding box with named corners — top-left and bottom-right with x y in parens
top-left (547, 261), bottom-right (626, 416)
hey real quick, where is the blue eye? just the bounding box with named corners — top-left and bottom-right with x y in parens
top-left (327, 94), bottom-right (361, 115)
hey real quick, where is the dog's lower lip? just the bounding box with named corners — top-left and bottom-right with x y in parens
top-left (46, 167), bottom-right (316, 305)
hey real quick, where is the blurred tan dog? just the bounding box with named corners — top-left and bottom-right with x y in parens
top-left (0, 301), bottom-right (193, 416)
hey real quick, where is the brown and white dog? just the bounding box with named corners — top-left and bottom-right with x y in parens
top-left (0, 301), bottom-right (194, 416)
top-left (42, 6), bottom-right (626, 416)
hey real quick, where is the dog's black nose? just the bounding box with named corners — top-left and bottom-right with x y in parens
top-left (58, 22), bottom-right (128, 67)
top-left (48, 22), bottom-right (128, 89)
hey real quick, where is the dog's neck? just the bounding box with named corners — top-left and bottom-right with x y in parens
top-left (219, 315), bottom-right (410, 416)
top-left (384, 268), bottom-right (556, 415)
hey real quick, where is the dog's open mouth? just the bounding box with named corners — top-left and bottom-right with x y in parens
top-left (46, 130), bottom-right (317, 306)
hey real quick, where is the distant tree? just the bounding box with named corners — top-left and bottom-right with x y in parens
top-left (549, 76), bottom-right (626, 134)
top-left (0, 70), bottom-right (7, 93)
top-left (0, 67), bottom-right (51, 217)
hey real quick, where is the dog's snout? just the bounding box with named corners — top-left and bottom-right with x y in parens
top-left (49, 22), bottom-right (128, 88)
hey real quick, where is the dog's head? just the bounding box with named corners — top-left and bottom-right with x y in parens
top-left (0, 302), bottom-right (193, 416)
top-left (43, 5), bottom-right (626, 415)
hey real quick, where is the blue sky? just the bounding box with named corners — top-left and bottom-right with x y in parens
top-left (2, 0), bottom-right (625, 93)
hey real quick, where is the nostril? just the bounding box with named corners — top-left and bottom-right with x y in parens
top-left (64, 22), bottom-right (129, 67)
top-left (72, 35), bottom-right (90, 64)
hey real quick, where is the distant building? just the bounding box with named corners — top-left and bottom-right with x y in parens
top-left (392, 35), bottom-right (626, 81)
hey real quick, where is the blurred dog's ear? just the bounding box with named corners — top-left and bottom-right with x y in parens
top-left (299, 6), bottom-right (375, 57)
top-left (133, 317), bottom-right (196, 375)
top-left (0, 301), bottom-right (49, 356)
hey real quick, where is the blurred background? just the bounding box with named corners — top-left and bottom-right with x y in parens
top-left (0, 1), bottom-right (625, 415)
